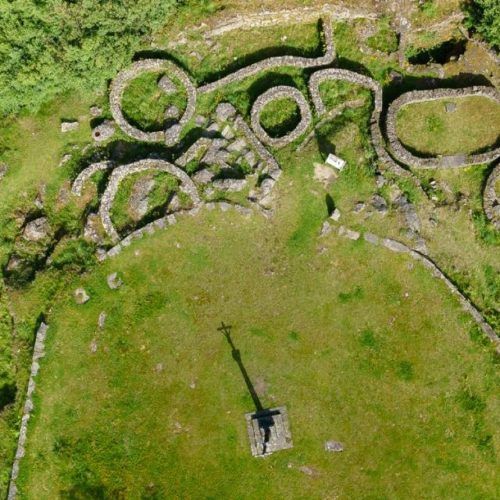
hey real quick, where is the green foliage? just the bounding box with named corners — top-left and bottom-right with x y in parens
top-left (0, 289), bottom-right (15, 411)
top-left (259, 98), bottom-right (300, 138)
top-left (49, 239), bottom-right (95, 273)
top-left (121, 72), bottom-right (187, 132)
top-left (472, 210), bottom-right (500, 245)
top-left (0, 0), bottom-right (177, 116)
top-left (366, 16), bottom-right (399, 53)
top-left (462, 0), bottom-right (500, 50)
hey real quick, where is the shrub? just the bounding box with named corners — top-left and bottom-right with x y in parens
top-left (462, 0), bottom-right (500, 50)
top-left (0, 0), bottom-right (177, 116)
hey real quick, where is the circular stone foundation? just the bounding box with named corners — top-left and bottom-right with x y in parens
top-left (250, 86), bottom-right (312, 148)
top-left (110, 59), bottom-right (196, 145)
top-left (386, 87), bottom-right (500, 168)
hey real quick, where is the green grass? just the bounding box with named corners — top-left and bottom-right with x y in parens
top-left (396, 96), bottom-right (500, 156)
top-left (366, 16), bottom-right (399, 54)
top-left (15, 175), bottom-right (500, 497)
top-left (1, 8), bottom-right (499, 498)
top-left (121, 72), bottom-right (187, 132)
top-left (259, 97), bottom-right (300, 138)
top-left (110, 172), bottom-right (179, 234)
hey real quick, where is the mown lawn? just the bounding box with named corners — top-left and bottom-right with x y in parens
top-left (395, 96), bottom-right (500, 156)
top-left (16, 162), bottom-right (499, 498)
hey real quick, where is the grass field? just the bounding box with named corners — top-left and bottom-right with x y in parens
top-left (15, 162), bottom-right (500, 498)
top-left (396, 96), bottom-right (500, 156)
top-left (0, 5), bottom-right (499, 498)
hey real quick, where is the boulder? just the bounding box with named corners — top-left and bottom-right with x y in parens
top-left (129, 176), bottom-right (155, 221)
top-left (216, 103), bottom-right (236, 121)
top-left (363, 232), bottom-right (379, 245)
top-left (23, 217), bottom-right (50, 242)
top-left (227, 138), bottom-right (247, 153)
top-left (75, 288), bottom-right (90, 304)
top-left (382, 238), bottom-right (408, 253)
top-left (244, 151), bottom-right (257, 168)
top-left (83, 213), bottom-right (105, 244)
top-left (61, 121), bottom-right (79, 133)
top-left (330, 208), bottom-right (341, 221)
top-left (260, 178), bottom-right (275, 196)
top-left (0, 162), bottom-right (8, 180)
top-left (58, 154), bottom-right (72, 167)
top-left (98, 311), bottom-right (107, 329)
top-left (92, 120), bottom-right (115, 142)
top-left (195, 115), bottom-right (208, 127)
top-left (193, 169), bottom-right (214, 184)
top-left (353, 202), bottom-right (365, 213)
top-left (165, 105), bottom-right (180, 120)
top-left (6, 255), bottom-right (22, 271)
top-left (325, 440), bottom-right (344, 452)
top-left (212, 178), bottom-right (247, 192)
top-left (107, 272), bottom-right (123, 290)
top-left (320, 220), bottom-right (331, 236)
top-left (371, 194), bottom-right (388, 214)
top-left (158, 75), bottom-right (176, 94)
top-left (221, 125), bottom-right (235, 140)
top-left (89, 105), bottom-right (102, 117)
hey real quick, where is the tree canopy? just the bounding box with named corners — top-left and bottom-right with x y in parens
top-left (0, 0), bottom-right (178, 116)
top-left (463, 0), bottom-right (500, 50)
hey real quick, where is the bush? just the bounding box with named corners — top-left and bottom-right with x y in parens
top-left (462, 0), bottom-right (500, 50)
top-left (0, 0), bottom-right (177, 116)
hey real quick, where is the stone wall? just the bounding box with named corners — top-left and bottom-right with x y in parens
top-left (198, 19), bottom-right (334, 94)
top-left (483, 163), bottom-right (500, 229)
top-left (71, 161), bottom-right (113, 196)
top-left (308, 68), bottom-right (383, 115)
top-left (250, 86), bottom-right (312, 148)
top-left (98, 159), bottom-right (200, 242)
top-left (306, 67), bottom-right (423, 188)
top-left (110, 59), bottom-right (196, 145)
top-left (333, 227), bottom-right (499, 350)
top-left (386, 86), bottom-right (500, 169)
top-left (7, 323), bottom-right (49, 500)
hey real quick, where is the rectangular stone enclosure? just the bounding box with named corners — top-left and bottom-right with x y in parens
top-left (245, 406), bottom-right (293, 457)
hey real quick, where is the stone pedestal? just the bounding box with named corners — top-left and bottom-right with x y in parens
top-left (245, 406), bottom-right (292, 457)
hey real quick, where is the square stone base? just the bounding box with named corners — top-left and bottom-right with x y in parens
top-left (245, 406), bottom-right (293, 457)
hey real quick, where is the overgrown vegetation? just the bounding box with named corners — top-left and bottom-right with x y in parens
top-left (366, 16), bottom-right (399, 54)
top-left (0, 0), bottom-right (177, 116)
top-left (462, 0), bottom-right (500, 50)
top-left (259, 98), bottom-right (301, 138)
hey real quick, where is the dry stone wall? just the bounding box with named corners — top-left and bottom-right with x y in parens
top-left (71, 161), bottom-right (114, 196)
top-left (483, 163), bottom-right (500, 229)
top-left (198, 19), bottom-right (334, 94)
top-left (250, 86), bottom-right (312, 148)
top-left (99, 159), bottom-right (200, 242)
top-left (8, 323), bottom-right (49, 500)
top-left (110, 59), bottom-right (196, 145)
top-left (386, 86), bottom-right (500, 169)
top-left (332, 226), bottom-right (499, 349)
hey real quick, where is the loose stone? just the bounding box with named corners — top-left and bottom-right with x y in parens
top-left (324, 440), bottom-right (344, 452)
top-left (107, 272), bottom-right (123, 289)
top-left (61, 121), bottom-right (79, 133)
top-left (75, 288), bottom-right (90, 304)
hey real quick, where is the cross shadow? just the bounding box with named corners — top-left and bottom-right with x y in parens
top-left (218, 322), bottom-right (274, 454)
